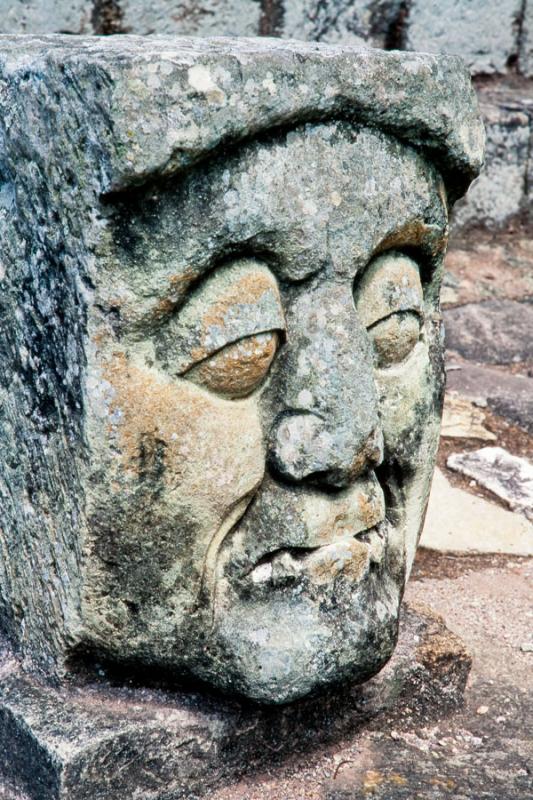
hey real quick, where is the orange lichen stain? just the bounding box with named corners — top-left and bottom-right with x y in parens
top-left (362, 770), bottom-right (408, 794)
top-left (430, 777), bottom-right (456, 790)
top-left (390, 773), bottom-right (408, 786)
top-left (101, 353), bottom-right (211, 474)
top-left (376, 218), bottom-right (447, 258)
top-left (191, 269), bottom-right (283, 362)
top-left (357, 491), bottom-right (381, 529)
top-left (100, 351), bottom-right (264, 502)
top-left (363, 770), bottom-right (385, 792)
top-left (311, 540), bottom-right (369, 585)
top-left (150, 270), bottom-right (199, 323)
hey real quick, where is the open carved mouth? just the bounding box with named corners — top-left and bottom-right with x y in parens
top-left (246, 523), bottom-right (387, 587)
top-left (199, 470), bottom-right (392, 610)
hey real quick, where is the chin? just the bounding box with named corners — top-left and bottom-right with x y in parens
top-left (188, 534), bottom-right (406, 705)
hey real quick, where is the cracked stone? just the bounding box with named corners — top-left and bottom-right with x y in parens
top-left (447, 447), bottom-right (533, 520)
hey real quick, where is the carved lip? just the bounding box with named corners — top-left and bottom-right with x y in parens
top-left (246, 523), bottom-right (386, 586)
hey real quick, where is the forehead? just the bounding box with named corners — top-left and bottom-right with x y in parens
top-left (102, 122), bottom-right (447, 302)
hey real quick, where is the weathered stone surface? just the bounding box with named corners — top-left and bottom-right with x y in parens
top-left (420, 468), bottom-right (533, 555)
top-left (280, 0), bottom-right (407, 47)
top-left (0, 36), bottom-right (483, 711)
top-left (441, 392), bottom-right (496, 440)
top-left (119, 0), bottom-right (262, 36)
top-left (0, 1), bottom-right (92, 34)
top-left (519, 0), bottom-right (533, 77)
top-left (446, 362), bottom-right (533, 434)
top-left (451, 84), bottom-right (533, 232)
top-left (0, 604), bottom-right (471, 800)
top-left (0, 2), bottom-right (525, 237)
top-left (444, 300), bottom-right (533, 365)
top-left (447, 447), bottom-right (533, 520)
top-left (404, 0), bottom-right (523, 75)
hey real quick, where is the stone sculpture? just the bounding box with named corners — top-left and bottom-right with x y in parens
top-left (0, 31), bottom-right (483, 734)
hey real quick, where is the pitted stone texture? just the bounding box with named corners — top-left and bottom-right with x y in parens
top-left (0, 37), bottom-right (482, 704)
top-left (405, 0), bottom-right (523, 75)
top-left (0, 605), bottom-right (471, 800)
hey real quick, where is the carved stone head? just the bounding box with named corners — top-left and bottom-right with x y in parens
top-left (0, 37), bottom-right (483, 702)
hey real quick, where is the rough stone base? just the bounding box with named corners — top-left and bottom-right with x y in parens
top-left (0, 604), bottom-right (471, 800)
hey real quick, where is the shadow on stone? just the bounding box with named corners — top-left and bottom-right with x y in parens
top-left (0, 604), bottom-right (471, 800)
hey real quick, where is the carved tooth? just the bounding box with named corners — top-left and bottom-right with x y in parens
top-left (250, 562), bottom-right (273, 584)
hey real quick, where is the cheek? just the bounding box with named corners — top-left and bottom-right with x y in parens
top-left (375, 338), bottom-right (443, 576)
top-left (375, 341), bottom-right (441, 467)
top-left (88, 353), bottom-right (265, 559)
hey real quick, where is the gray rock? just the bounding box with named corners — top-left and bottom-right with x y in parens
top-left (519, 0), bottom-right (533, 77)
top-left (404, 0), bottom-right (523, 75)
top-left (446, 362), bottom-right (533, 433)
top-left (451, 85), bottom-right (533, 232)
top-left (0, 0), bottom-right (92, 33)
top-left (447, 447), bottom-right (533, 519)
top-left (118, 0), bottom-right (262, 36)
top-left (0, 604), bottom-right (472, 800)
top-left (444, 300), bottom-right (533, 365)
top-left (280, 0), bottom-right (407, 47)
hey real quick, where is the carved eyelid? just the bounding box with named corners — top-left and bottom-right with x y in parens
top-left (366, 307), bottom-right (423, 331)
top-left (354, 251), bottom-right (424, 330)
top-left (154, 258), bottom-right (286, 375)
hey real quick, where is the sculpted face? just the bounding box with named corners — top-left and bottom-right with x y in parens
top-left (83, 122), bottom-right (447, 703)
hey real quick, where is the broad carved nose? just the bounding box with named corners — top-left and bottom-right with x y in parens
top-left (268, 282), bottom-right (383, 489)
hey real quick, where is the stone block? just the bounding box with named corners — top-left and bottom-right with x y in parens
top-left (452, 86), bottom-right (532, 231)
top-left (446, 362), bottom-right (533, 434)
top-left (444, 299), bottom-right (533, 365)
top-left (0, 1), bottom-right (92, 34)
top-left (519, 0), bottom-right (533, 77)
top-left (118, 0), bottom-right (262, 37)
top-left (420, 467), bottom-right (533, 555)
top-left (405, 0), bottom-right (523, 75)
top-left (0, 604), bottom-right (471, 800)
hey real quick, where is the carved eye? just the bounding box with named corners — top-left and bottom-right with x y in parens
top-left (354, 251), bottom-right (424, 369)
top-left (184, 331), bottom-right (279, 399)
top-left (155, 258), bottom-right (285, 398)
top-left (367, 311), bottom-right (421, 368)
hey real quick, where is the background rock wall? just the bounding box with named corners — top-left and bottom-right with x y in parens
top-left (1, 0), bottom-right (532, 234)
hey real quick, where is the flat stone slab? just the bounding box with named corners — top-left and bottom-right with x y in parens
top-left (441, 392), bottom-right (496, 440)
top-left (447, 447), bottom-right (533, 521)
top-left (0, 604), bottom-right (470, 800)
top-left (444, 300), bottom-right (533, 365)
top-left (446, 361), bottom-right (533, 434)
top-left (420, 468), bottom-right (533, 555)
